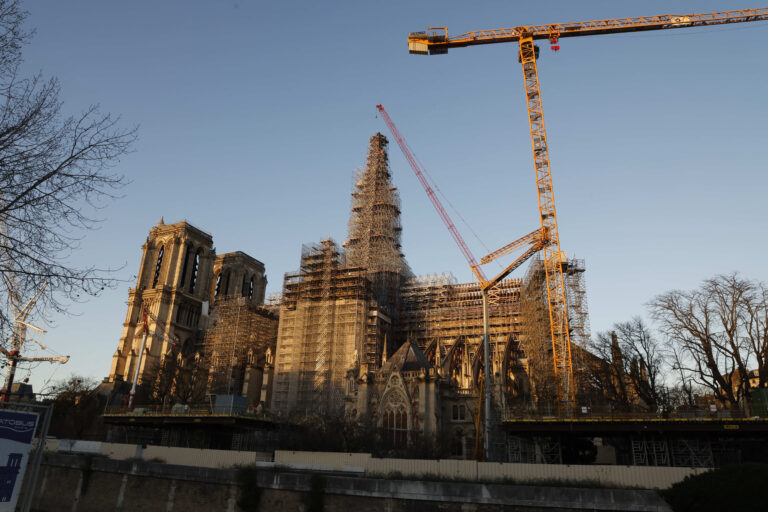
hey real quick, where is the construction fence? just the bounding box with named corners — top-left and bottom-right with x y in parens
top-left (273, 450), bottom-right (708, 490)
top-left (45, 440), bottom-right (708, 489)
top-left (48, 439), bottom-right (271, 469)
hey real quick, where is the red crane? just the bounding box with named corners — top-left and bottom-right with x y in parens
top-left (377, 104), bottom-right (542, 459)
top-left (376, 105), bottom-right (485, 284)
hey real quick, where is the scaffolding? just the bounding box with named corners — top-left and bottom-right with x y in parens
top-left (563, 259), bottom-right (590, 353)
top-left (344, 132), bottom-right (411, 360)
top-left (401, 276), bottom-right (521, 352)
top-left (401, 275), bottom-right (525, 420)
top-left (272, 134), bottom-right (414, 417)
top-left (563, 258), bottom-right (592, 394)
top-left (271, 132), bottom-right (595, 420)
top-left (201, 296), bottom-right (278, 406)
top-left (344, 133), bottom-right (410, 277)
top-left (272, 240), bottom-right (372, 416)
top-left (520, 255), bottom-right (592, 407)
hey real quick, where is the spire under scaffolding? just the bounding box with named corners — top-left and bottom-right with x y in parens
top-left (344, 133), bottom-right (410, 277)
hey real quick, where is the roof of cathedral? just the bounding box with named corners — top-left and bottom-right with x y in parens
top-left (381, 339), bottom-right (432, 373)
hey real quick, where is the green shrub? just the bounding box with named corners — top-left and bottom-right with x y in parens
top-left (662, 463), bottom-right (768, 511)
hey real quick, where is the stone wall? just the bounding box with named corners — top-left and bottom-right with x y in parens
top-left (28, 453), bottom-right (672, 512)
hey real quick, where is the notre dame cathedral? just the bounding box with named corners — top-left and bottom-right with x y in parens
top-left (106, 133), bottom-right (589, 459)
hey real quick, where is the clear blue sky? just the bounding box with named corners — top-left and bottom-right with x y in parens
top-left (17, 1), bottom-right (768, 391)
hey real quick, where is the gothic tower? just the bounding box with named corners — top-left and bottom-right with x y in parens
top-left (108, 220), bottom-right (216, 390)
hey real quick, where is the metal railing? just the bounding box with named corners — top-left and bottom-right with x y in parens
top-left (503, 404), bottom-right (762, 422)
top-left (103, 404), bottom-right (272, 421)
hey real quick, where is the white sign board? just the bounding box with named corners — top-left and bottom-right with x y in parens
top-left (0, 410), bottom-right (39, 510)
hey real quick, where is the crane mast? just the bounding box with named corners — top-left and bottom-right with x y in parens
top-left (518, 35), bottom-right (574, 404)
top-left (407, 6), bottom-right (768, 408)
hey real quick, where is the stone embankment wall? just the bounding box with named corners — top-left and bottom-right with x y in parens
top-left (29, 453), bottom-right (673, 512)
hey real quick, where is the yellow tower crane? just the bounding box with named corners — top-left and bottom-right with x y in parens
top-left (408, 7), bottom-right (768, 411)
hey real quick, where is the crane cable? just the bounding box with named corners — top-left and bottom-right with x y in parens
top-left (376, 108), bottom-right (495, 266)
top-left (411, 151), bottom-right (503, 270)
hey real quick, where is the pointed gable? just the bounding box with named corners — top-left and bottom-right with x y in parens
top-left (381, 339), bottom-right (432, 373)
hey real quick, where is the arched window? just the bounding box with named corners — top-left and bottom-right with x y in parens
top-left (241, 275), bottom-right (249, 297)
top-left (215, 273), bottom-right (222, 297)
top-left (189, 249), bottom-right (201, 293)
top-left (179, 245), bottom-right (191, 289)
top-left (383, 401), bottom-right (408, 448)
top-left (248, 277), bottom-right (254, 300)
top-left (152, 246), bottom-right (164, 287)
top-left (219, 271), bottom-right (230, 297)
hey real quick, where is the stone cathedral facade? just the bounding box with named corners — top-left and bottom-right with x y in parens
top-left (107, 220), bottom-right (274, 408)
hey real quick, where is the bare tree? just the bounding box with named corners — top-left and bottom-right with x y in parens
top-left (614, 318), bottom-right (668, 410)
top-left (666, 346), bottom-right (698, 408)
top-left (0, 0), bottom-right (136, 339)
top-left (650, 273), bottom-right (768, 408)
top-left (590, 318), bottom-right (669, 411)
top-left (48, 374), bottom-right (103, 439)
top-left (590, 331), bottom-right (631, 410)
top-left (151, 351), bottom-right (208, 406)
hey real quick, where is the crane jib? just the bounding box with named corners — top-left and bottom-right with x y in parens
top-left (408, 7), bottom-right (768, 54)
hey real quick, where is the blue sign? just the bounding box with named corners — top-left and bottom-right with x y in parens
top-left (0, 412), bottom-right (37, 444)
top-left (0, 410), bottom-right (38, 510)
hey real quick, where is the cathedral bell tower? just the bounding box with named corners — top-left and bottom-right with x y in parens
top-left (108, 220), bottom-right (215, 390)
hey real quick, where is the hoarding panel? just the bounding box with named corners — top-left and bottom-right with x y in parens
top-left (0, 410), bottom-right (39, 510)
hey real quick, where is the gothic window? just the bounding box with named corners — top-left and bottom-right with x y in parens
top-left (189, 249), bottom-right (201, 292)
top-left (152, 246), bottom-right (164, 287)
top-left (382, 401), bottom-right (408, 448)
top-left (219, 271), bottom-right (230, 297)
top-left (241, 275), bottom-right (249, 297)
top-left (179, 245), bottom-right (191, 289)
top-left (452, 404), bottom-right (466, 421)
top-left (215, 273), bottom-right (222, 297)
top-left (248, 277), bottom-right (254, 300)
